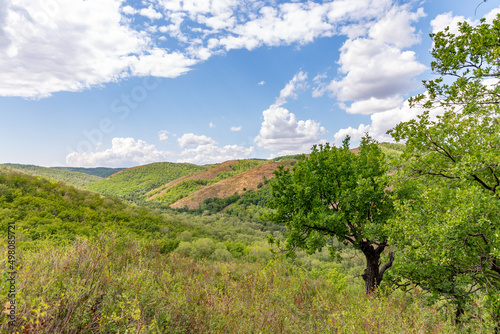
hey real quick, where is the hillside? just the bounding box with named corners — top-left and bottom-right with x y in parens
top-left (84, 162), bottom-right (207, 200)
top-left (0, 164), bottom-right (103, 188)
top-left (53, 166), bottom-right (125, 178)
top-left (0, 169), bottom-right (177, 245)
top-left (170, 160), bottom-right (295, 209)
top-left (147, 159), bottom-right (269, 205)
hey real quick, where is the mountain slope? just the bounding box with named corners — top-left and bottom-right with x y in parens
top-left (53, 166), bottom-right (125, 178)
top-left (147, 159), bottom-right (269, 206)
top-left (0, 169), bottom-right (174, 245)
top-left (147, 160), bottom-right (240, 200)
top-left (0, 164), bottom-right (102, 188)
top-left (170, 160), bottom-right (295, 209)
top-left (84, 162), bottom-right (207, 200)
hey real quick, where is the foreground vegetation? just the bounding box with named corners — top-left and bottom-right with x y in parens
top-left (2, 235), bottom-right (492, 333)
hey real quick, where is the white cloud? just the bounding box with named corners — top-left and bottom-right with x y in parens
top-left (0, 0), bottom-right (433, 98)
top-left (333, 98), bottom-right (445, 144)
top-left (368, 7), bottom-right (425, 48)
top-left (255, 106), bottom-right (325, 154)
top-left (258, 81), bottom-right (265, 86)
top-left (0, 0), bottom-right (202, 98)
top-left (255, 71), bottom-right (325, 154)
top-left (178, 133), bottom-right (217, 147)
top-left (274, 71), bottom-right (308, 107)
top-left (122, 5), bottom-right (137, 15)
top-left (131, 48), bottom-right (198, 77)
top-left (430, 12), bottom-right (469, 34)
top-left (334, 124), bottom-right (371, 143)
top-left (158, 130), bottom-right (169, 142)
top-left (343, 96), bottom-right (403, 115)
top-left (312, 73), bottom-right (328, 98)
top-left (230, 126), bottom-right (242, 131)
top-left (139, 6), bottom-right (163, 20)
top-left (209, 122), bottom-right (216, 128)
top-left (66, 137), bottom-right (171, 167)
top-left (325, 5), bottom-right (426, 115)
top-left (178, 144), bottom-right (254, 164)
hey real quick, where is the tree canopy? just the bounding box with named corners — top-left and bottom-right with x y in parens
top-left (267, 135), bottom-right (394, 294)
top-left (388, 15), bottom-right (500, 324)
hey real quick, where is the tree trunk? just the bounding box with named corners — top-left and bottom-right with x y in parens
top-left (360, 242), bottom-right (394, 294)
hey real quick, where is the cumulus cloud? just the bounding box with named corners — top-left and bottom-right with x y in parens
top-left (131, 48), bottom-right (198, 77)
top-left (209, 122), bottom-right (216, 128)
top-left (430, 12), bottom-right (471, 35)
top-left (255, 72), bottom-right (325, 154)
top-left (255, 106), bottom-right (326, 154)
top-left (326, 5), bottom-right (426, 115)
top-left (258, 81), bottom-right (265, 86)
top-left (66, 137), bottom-right (172, 167)
top-left (139, 6), bottom-right (163, 20)
top-left (230, 126), bottom-right (242, 131)
top-left (0, 0), bottom-right (202, 98)
top-left (178, 133), bottom-right (217, 148)
top-left (178, 144), bottom-right (254, 164)
top-left (333, 98), bottom-right (444, 144)
top-left (343, 96), bottom-right (404, 115)
top-left (158, 130), bottom-right (169, 142)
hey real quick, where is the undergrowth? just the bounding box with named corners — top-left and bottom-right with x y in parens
top-left (1, 235), bottom-right (492, 333)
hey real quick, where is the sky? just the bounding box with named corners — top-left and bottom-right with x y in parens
top-left (0, 0), bottom-right (499, 167)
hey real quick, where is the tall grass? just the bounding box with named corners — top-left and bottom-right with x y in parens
top-left (0, 235), bottom-right (491, 333)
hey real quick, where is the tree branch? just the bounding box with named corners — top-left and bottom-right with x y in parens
top-left (379, 251), bottom-right (394, 280)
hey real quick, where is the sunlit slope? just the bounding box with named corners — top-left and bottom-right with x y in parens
top-left (0, 163), bottom-right (103, 188)
top-left (0, 170), bottom-right (174, 245)
top-left (84, 162), bottom-right (207, 200)
top-left (169, 160), bottom-right (296, 210)
top-left (147, 159), bottom-right (270, 206)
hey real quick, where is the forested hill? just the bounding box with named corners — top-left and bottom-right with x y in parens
top-left (53, 166), bottom-right (125, 178)
top-left (0, 170), bottom-right (177, 246)
top-left (83, 162), bottom-right (207, 201)
top-left (0, 164), bottom-right (104, 188)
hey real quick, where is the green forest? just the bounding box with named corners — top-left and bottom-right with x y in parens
top-left (1, 16), bottom-right (500, 333)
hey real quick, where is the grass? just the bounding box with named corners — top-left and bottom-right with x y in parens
top-left (1, 235), bottom-right (491, 333)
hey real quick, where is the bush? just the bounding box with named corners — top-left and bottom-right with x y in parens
top-left (192, 238), bottom-right (216, 259)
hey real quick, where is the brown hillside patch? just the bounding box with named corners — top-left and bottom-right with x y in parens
top-left (170, 161), bottom-right (294, 210)
top-left (146, 160), bottom-right (238, 200)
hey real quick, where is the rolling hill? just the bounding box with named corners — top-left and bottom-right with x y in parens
top-left (83, 162), bottom-right (208, 200)
top-left (169, 160), bottom-right (295, 209)
top-left (0, 169), bottom-right (176, 245)
top-left (147, 159), bottom-right (269, 205)
top-left (0, 164), bottom-right (104, 188)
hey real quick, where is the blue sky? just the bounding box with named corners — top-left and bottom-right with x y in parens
top-left (0, 0), bottom-right (499, 167)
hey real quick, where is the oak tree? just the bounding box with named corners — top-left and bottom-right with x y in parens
top-left (267, 135), bottom-right (394, 294)
top-left (388, 16), bottom-right (500, 324)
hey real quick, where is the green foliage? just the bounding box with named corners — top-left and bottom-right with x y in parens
top-left (1, 235), bottom-right (479, 333)
top-left (53, 167), bottom-right (124, 178)
top-left (0, 164), bottom-right (102, 188)
top-left (377, 142), bottom-right (405, 165)
top-left (267, 135), bottom-right (394, 293)
top-left (0, 170), bottom-right (178, 245)
top-left (388, 15), bottom-right (500, 324)
top-left (153, 179), bottom-right (208, 205)
top-left (228, 159), bottom-right (267, 173)
top-left (85, 162), bottom-right (206, 200)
